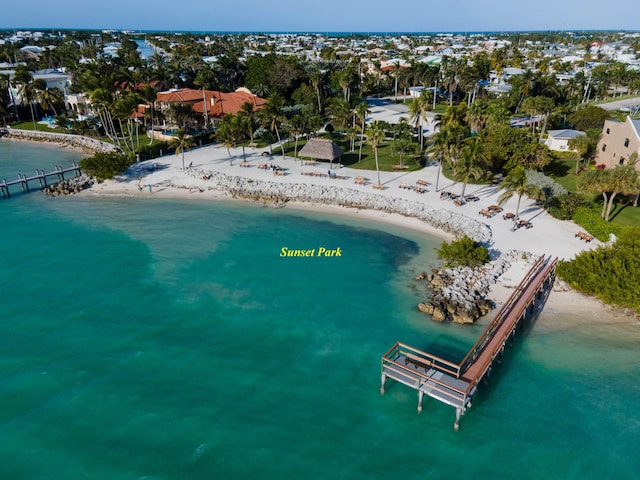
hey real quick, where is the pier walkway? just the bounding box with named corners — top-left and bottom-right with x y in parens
top-left (1, 164), bottom-right (81, 199)
top-left (381, 255), bottom-right (558, 429)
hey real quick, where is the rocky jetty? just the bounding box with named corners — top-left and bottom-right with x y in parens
top-left (0, 128), bottom-right (118, 154)
top-left (184, 168), bottom-right (492, 243)
top-left (417, 251), bottom-right (533, 324)
top-left (44, 174), bottom-right (95, 196)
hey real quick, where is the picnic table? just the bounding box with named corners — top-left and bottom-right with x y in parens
top-left (575, 231), bottom-right (594, 242)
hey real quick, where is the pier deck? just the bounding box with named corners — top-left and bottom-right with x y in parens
top-left (381, 255), bottom-right (557, 429)
top-left (1, 164), bottom-right (81, 199)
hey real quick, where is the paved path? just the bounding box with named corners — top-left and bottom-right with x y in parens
top-left (596, 96), bottom-right (640, 111)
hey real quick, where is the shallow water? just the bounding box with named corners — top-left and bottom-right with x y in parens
top-left (1, 140), bottom-right (639, 479)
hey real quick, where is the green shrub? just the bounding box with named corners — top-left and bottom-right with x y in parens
top-left (80, 151), bottom-right (133, 180)
top-left (436, 235), bottom-right (491, 268)
top-left (547, 193), bottom-right (588, 220)
top-left (136, 142), bottom-right (168, 161)
top-left (525, 170), bottom-right (568, 205)
top-left (572, 207), bottom-right (627, 241)
top-left (557, 227), bottom-right (640, 313)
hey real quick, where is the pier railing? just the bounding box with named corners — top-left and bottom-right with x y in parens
top-left (383, 342), bottom-right (461, 377)
top-left (381, 343), bottom-right (469, 399)
top-left (456, 255), bottom-right (546, 377)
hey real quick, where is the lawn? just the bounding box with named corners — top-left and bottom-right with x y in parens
top-left (278, 134), bottom-right (424, 172)
top-left (10, 121), bottom-right (60, 133)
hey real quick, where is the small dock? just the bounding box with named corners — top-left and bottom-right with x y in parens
top-left (0, 163), bottom-right (82, 199)
top-left (381, 255), bottom-right (558, 429)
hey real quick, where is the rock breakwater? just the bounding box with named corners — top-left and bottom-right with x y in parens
top-left (417, 250), bottom-right (534, 324)
top-left (1, 128), bottom-right (118, 154)
top-left (184, 168), bottom-right (493, 243)
top-left (44, 174), bottom-right (95, 196)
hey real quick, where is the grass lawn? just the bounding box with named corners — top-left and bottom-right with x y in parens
top-left (10, 121), bottom-right (61, 133)
top-left (545, 155), bottom-right (582, 192)
top-left (279, 134), bottom-right (424, 172)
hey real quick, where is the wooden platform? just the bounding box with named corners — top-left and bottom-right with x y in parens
top-left (381, 255), bottom-right (558, 429)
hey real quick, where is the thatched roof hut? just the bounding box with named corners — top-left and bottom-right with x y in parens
top-left (298, 137), bottom-right (344, 169)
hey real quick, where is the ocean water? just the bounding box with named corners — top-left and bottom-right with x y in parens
top-left (1, 140), bottom-right (639, 480)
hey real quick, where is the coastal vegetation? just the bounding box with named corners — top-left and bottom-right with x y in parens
top-left (557, 227), bottom-right (640, 313)
top-left (436, 236), bottom-right (491, 268)
top-left (79, 151), bottom-right (132, 180)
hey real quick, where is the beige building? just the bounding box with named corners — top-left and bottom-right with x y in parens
top-left (595, 116), bottom-right (640, 170)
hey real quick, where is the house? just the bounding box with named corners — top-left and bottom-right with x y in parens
top-left (595, 116), bottom-right (640, 171)
top-left (154, 87), bottom-right (266, 123)
top-left (544, 129), bottom-right (585, 152)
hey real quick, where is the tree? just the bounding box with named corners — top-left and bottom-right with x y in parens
top-left (170, 129), bottom-right (195, 170)
top-left (258, 93), bottom-right (286, 157)
top-left (289, 114), bottom-right (307, 161)
top-left (568, 106), bottom-right (609, 131)
top-left (579, 166), bottom-right (639, 221)
top-left (498, 166), bottom-right (543, 227)
top-left (409, 92), bottom-right (431, 150)
top-left (568, 129), bottom-right (600, 173)
top-left (354, 101), bottom-right (369, 163)
top-left (238, 101), bottom-right (257, 145)
top-left (454, 138), bottom-right (486, 201)
top-left (392, 138), bottom-right (418, 167)
top-left (436, 235), bottom-right (491, 268)
top-left (214, 115), bottom-right (236, 164)
top-left (366, 121), bottom-right (385, 186)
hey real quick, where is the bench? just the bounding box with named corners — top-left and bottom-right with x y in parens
top-left (372, 183), bottom-right (385, 190)
top-left (517, 219), bottom-right (533, 229)
top-left (404, 353), bottom-right (432, 371)
top-left (575, 231), bottom-right (594, 242)
top-left (479, 209), bottom-right (494, 218)
top-left (416, 179), bottom-right (430, 186)
top-left (248, 142), bottom-right (258, 148)
top-left (392, 165), bottom-right (408, 170)
top-left (503, 212), bottom-right (516, 221)
top-left (273, 170), bottom-right (285, 176)
top-left (354, 177), bottom-right (367, 185)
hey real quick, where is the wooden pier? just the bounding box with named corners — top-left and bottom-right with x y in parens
top-left (381, 255), bottom-right (558, 430)
top-left (0, 163), bottom-right (82, 199)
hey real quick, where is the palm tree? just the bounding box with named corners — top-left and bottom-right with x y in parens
top-left (579, 165), bottom-right (639, 221)
top-left (366, 121), bottom-right (385, 186)
top-left (258, 94), bottom-right (286, 158)
top-left (454, 138), bottom-right (486, 202)
top-left (498, 166), bottom-right (542, 227)
top-left (354, 101), bottom-right (369, 163)
top-left (170, 129), bottom-right (195, 170)
top-left (238, 101), bottom-right (256, 145)
top-left (215, 115), bottom-right (236, 164)
top-left (409, 92), bottom-right (431, 150)
top-left (18, 81), bottom-right (38, 130)
top-left (426, 126), bottom-right (452, 192)
top-left (289, 114), bottom-right (307, 162)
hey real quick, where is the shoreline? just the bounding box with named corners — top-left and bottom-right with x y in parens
top-left (7, 132), bottom-right (633, 324)
top-left (80, 144), bottom-right (638, 325)
top-left (0, 128), bottom-right (119, 154)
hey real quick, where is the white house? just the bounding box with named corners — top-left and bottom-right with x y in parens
top-left (544, 129), bottom-right (586, 152)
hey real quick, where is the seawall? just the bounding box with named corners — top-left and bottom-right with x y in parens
top-left (0, 128), bottom-right (119, 154)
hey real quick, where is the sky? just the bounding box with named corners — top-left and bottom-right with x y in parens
top-left (1, 0), bottom-right (639, 33)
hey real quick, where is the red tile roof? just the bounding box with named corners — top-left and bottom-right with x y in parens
top-left (156, 88), bottom-right (266, 117)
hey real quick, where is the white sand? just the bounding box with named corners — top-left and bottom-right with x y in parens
top-left (84, 142), bottom-right (637, 323)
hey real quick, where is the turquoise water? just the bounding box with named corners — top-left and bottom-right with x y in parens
top-left (1, 140), bottom-right (640, 479)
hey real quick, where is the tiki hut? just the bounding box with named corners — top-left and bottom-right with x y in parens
top-left (298, 137), bottom-right (344, 169)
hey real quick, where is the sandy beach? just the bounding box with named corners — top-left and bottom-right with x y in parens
top-left (83, 141), bottom-right (637, 324)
